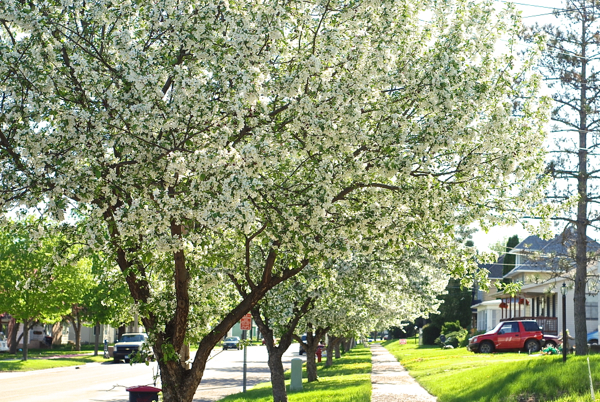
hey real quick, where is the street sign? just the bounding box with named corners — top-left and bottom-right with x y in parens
top-left (240, 313), bottom-right (252, 330)
top-left (399, 339), bottom-right (407, 345)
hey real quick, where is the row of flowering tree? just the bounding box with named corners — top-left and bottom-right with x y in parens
top-left (0, 0), bottom-right (550, 400)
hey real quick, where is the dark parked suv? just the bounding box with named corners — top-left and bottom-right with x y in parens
top-left (468, 320), bottom-right (544, 353)
top-left (299, 334), bottom-right (307, 355)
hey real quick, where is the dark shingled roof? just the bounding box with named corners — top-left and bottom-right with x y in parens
top-left (539, 227), bottom-right (600, 255)
top-left (478, 254), bottom-right (505, 279)
top-left (507, 227), bottom-right (600, 275)
top-left (512, 235), bottom-right (550, 253)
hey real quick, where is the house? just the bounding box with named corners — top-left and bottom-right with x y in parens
top-left (471, 255), bottom-right (505, 331)
top-left (472, 229), bottom-right (600, 339)
top-left (1, 315), bottom-right (119, 349)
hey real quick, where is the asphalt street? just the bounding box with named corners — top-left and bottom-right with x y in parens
top-left (0, 345), bottom-right (305, 402)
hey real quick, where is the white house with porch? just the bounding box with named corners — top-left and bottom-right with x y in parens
top-left (472, 230), bottom-right (600, 340)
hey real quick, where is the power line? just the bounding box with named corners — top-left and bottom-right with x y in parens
top-left (499, 1), bottom-right (567, 10)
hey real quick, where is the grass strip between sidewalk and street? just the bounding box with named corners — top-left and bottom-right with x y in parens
top-left (0, 344), bottom-right (104, 360)
top-left (218, 344), bottom-right (372, 402)
top-left (0, 354), bottom-right (108, 371)
top-left (383, 338), bottom-right (600, 402)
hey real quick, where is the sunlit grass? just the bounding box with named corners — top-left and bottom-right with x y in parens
top-left (218, 345), bottom-right (371, 402)
top-left (383, 339), bottom-right (600, 402)
top-left (0, 355), bottom-right (108, 371)
top-left (0, 344), bottom-right (100, 361)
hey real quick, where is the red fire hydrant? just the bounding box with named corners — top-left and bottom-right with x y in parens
top-left (316, 344), bottom-right (324, 363)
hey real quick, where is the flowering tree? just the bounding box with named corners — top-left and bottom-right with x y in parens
top-left (298, 251), bottom-right (449, 383)
top-left (0, 0), bottom-right (548, 400)
top-left (251, 247), bottom-right (465, 402)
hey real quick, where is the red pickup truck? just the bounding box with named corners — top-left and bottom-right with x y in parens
top-left (468, 320), bottom-right (544, 353)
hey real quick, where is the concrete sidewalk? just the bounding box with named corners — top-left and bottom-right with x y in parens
top-left (370, 343), bottom-right (437, 402)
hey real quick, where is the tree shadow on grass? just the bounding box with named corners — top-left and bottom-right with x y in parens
top-left (439, 356), bottom-right (594, 402)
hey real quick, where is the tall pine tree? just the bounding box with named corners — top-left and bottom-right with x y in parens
top-left (526, 0), bottom-right (600, 355)
top-left (503, 235), bottom-right (520, 277)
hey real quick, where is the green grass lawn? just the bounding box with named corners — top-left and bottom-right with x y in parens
top-left (384, 339), bottom-right (600, 402)
top-left (0, 354), bottom-right (108, 371)
top-left (218, 345), bottom-right (372, 402)
top-left (0, 344), bottom-right (100, 360)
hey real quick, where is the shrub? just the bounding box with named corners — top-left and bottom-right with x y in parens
top-left (434, 329), bottom-right (469, 348)
top-left (441, 320), bottom-right (462, 334)
top-left (421, 324), bottom-right (441, 345)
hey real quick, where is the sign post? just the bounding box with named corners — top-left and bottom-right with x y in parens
top-left (240, 313), bottom-right (252, 392)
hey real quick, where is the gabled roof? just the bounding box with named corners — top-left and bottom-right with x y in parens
top-left (478, 254), bottom-right (505, 279)
top-left (539, 227), bottom-right (600, 256)
top-left (512, 235), bottom-right (550, 253)
top-left (506, 227), bottom-right (600, 277)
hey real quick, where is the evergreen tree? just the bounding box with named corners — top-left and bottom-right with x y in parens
top-left (502, 235), bottom-right (520, 276)
top-left (526, 0), bottom-right (600, 354)
top-left (430, 278), bottom-right (473, 330)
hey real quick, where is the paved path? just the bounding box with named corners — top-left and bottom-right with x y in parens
top-left (370, 344), bottom-right (437, 402)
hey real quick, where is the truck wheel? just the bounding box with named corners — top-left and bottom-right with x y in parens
top-left (479, 341), bottom-right (494, 353)
top-left (525, 339), bottom-right (540, 353)
top-left (113, 357), bottom-right (120, 363)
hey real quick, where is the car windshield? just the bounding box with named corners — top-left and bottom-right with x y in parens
top-left (225, 337), bottom-right (239, 341)
top-left (120, 335), bottom-right (146, 342)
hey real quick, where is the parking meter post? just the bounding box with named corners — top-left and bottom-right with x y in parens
top-left (242, 329), bottom-right (247, 392)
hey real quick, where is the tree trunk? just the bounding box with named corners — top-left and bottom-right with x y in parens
top-left (325, 336), bottom-right (336, 367)
top-left (94, 322), bottom-right (100, 356)
top-left (267, 346), bottom-right (288, 402)
top-left (304, 327), bottom-right (329, 382)
top-left (250, 300), bottom-right (313, 402)
top-left (68, 316), bottom-right (82, 352)
top-left (158, 361), bottom-right (200, 402)
top-left (22, 319), bottom-right (29, 361)
top-left (8, 319), bottom-right (19, 354)
top-left (257, 322), bottom-right (289, 402)
top-left (574, 5), bottom-right (590, 356)
top-left (52, 322), bottom-right (62, 346)
top-left (180, 343), bottom-right (190, 370)
top-left (327, 337), bottom-right (344, 366)
top-left (305, 344), bottom-right (318, 382)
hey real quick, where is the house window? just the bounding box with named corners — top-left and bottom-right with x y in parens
top-left (586, 303), bottom-right (598, 320)
top-left (477, 310), bottom-right (487, 331)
